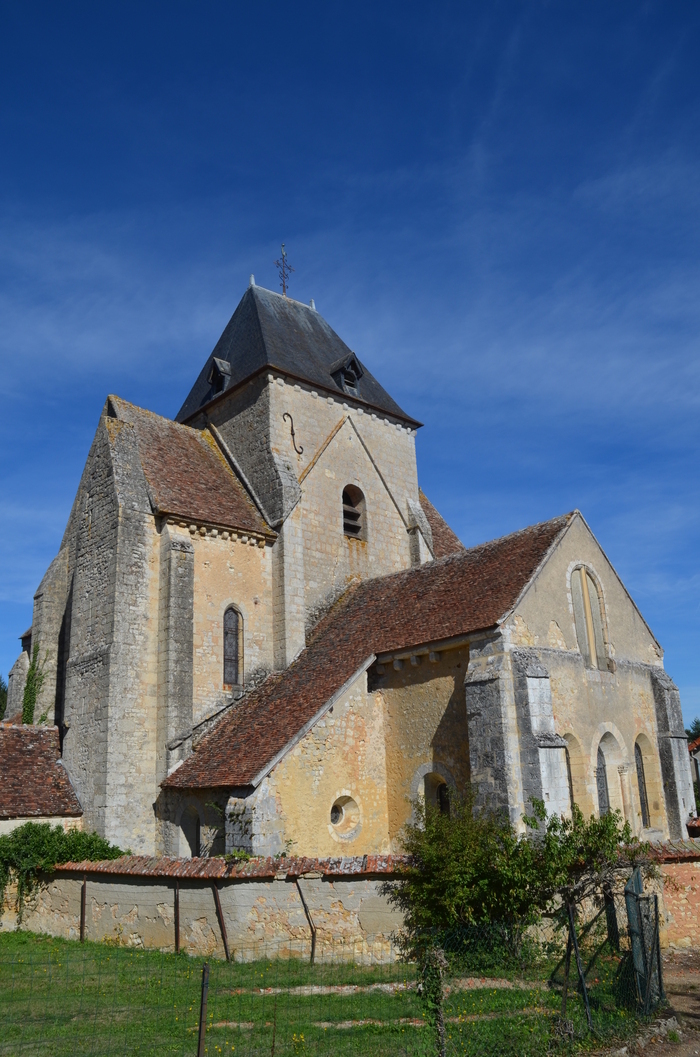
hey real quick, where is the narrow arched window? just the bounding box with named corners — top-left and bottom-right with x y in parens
top-left (571, 567), bottom-right (607, 669)
top-left (438, 783), bottom-right (450, 817)
top-left (223, 607), bottom-right (241, 687)
top-left (596, 745), bottom-right (610, 816)
top-left (342, 486), bottom-right (366, 540)
top-left (635, 742), bottom-right (650, 828)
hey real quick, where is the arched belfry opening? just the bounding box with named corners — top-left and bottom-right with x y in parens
top-left (342, 485), bottom-right (366, 541)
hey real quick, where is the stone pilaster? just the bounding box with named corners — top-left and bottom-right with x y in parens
top-left (651, 668), bottom-right (695, 838)
top-left (465, 635), bottom-right (526, 829)
top-left (157, 526), bottom-right (195, 784)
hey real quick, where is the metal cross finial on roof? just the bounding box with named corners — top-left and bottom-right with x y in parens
top-left (274, 243), bottom-right (295, 297)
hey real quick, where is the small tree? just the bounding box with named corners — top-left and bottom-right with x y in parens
top-left (524, 800), bottom-right (652, 1025)
top-left (22, 645), bottom-right (48, 725)
top-left (686, 717), bottom-right (700, 741)
top-left (0, 672), bottom-right (7, 721)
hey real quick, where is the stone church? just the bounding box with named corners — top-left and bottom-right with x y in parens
top-left (4, 280), bottom-right (695, 857)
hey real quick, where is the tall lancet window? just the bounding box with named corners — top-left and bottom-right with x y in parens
top-left (223, 607), bottom-right (241, 687)
top-left (571, 567), bottom-right (607, 669)
top-left (596, 745), bottom-right (610, 817)
top-left (635, 742), bottom-right (651, 829)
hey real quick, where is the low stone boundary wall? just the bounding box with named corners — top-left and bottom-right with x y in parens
top-left (650, 839), bottom-right (700, 949)
top-left (3, 842), bottom-right (700, 958)
top-left (0, 854), bottom-right (405, 961)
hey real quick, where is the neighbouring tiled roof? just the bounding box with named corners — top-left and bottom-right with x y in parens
top-left (419, 490), bottom-right (465, 559)
top-left (109, 396), bottom-right (273, 537)
top-left (649, 837), bottom-right (700, 863)
top-left (164, 512), bottom-right (575, 790)
top-left (176, 285), bottom-right (419, 426)
top-left (0, 726), bottom-right (82, 819)
top-left (54, 854), bottom-right (408, 880)
top-left (688, 736), bottom-right (700, 754)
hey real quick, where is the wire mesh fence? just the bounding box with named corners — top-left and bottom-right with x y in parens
top-left (0, 899), bottom-right (666, 1057)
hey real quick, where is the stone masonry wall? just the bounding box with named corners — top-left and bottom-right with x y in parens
top-left (377, 645), bottom-right (471, 847)
top-left (201, 373), bottom-right (421, 642)
top-left (187, 526), bottom-right (274, 724)
top-left (231, 670), bottom-right (391, 858)
top-left (4, 856), bottom-right (697, 957)
top-left (660, 861), bottom-right (700, 948)
top-left (2, 870), bottom-right (403, 961)
top-left (506, 514), bottom-right (690, 839)
top-left (60, 420), bottom-right (126, 838)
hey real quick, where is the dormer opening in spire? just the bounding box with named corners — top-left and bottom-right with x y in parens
top-left (208, 357), bottom-right (231, 396)
top-left (330, 353), bottom-right (364, 398)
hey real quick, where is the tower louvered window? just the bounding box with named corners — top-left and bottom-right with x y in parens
top-left (223, 607), bottom-right (241, 687)
top-left (342, 486), bottom-right (365, 540)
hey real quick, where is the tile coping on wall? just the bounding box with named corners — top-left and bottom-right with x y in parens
top-left (53, 853), bottom-right (410, 880)
top-left (53, 841), bottom-right (700, 880)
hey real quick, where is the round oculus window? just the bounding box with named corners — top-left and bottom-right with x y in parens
top-left (329, 795), bottom-right (360, 839)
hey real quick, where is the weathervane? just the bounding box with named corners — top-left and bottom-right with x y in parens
top-left (274, 243), bottom-right (295, 297)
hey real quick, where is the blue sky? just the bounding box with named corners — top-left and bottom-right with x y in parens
top-left (1, 2), bottom-right (698, 719)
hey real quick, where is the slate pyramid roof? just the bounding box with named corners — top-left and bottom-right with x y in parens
top-left (176, 284), bottom-right (419, 426)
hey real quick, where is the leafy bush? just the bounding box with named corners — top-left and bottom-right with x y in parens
top-left (22, 644), bottom-right (48, 725)
top-left (0, 672), bottom-right (7, 721)
top-left (383, 793), bottom-right (543, 954)
top-left (0, 822), bottom-right (124, 920)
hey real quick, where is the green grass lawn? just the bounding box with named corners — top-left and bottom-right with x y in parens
top-left (0, 930), bottom-right (647, 1056)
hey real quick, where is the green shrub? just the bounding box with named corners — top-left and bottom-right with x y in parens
top-left (383, 793), bottom-right (543, 955)
top-left (0, 822), bottom-right (124, 921)
top-left (0, 672), bottom-right (7, 721)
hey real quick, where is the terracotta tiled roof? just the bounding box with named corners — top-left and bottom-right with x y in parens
top-left (54, 853), bottom-right (407, 880)
top-left (648, 837), bottom-right (700, 862)
top-left (419, 489), bottom-right (465, 559)
top-left (688, 736), bottom-right (700, 754)
top-left (109, 397), bottom-right (273, 537)
top-left (164, 511), bottom-right (574, 790)
top-left (0, 726), bottom-right (82, 819)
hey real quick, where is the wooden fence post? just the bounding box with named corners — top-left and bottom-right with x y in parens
top-left (197, 962), bottom-right (209, 1057)
top-left (80, 875), bottom-right (86, 942)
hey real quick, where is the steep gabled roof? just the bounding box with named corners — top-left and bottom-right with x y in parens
top-left (164, 512), bottom-right (574, 790)
top-left (176, 285), bottom-right (419, 426)
top-left (419, 489), bottom-right (466, 559)
top-left (0, 726), bottom-right (82, 819)
top-left (108, 397), bottom-right (273, 537)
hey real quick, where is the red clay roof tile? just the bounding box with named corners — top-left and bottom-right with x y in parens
top-left (419, 490), bottom-right (466, 559)
top-left (164, 512), bottom-right (574, 790)
top-left (54, 853), bottom-right (407, 879)
top-left (0, 726), bottom-right (82, 819)
top-left (110, 397), bottom-right (273, 537)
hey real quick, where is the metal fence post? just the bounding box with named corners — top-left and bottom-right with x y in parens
top-left (197, 962), bottom-right (209, 1057)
